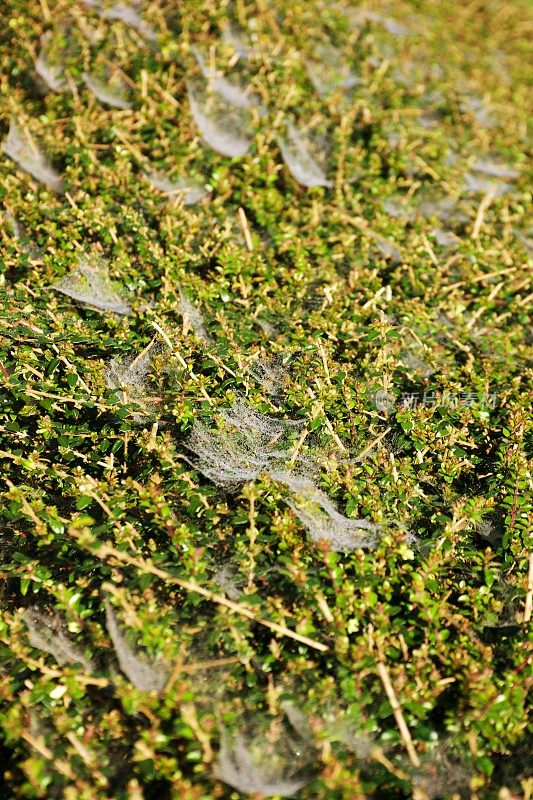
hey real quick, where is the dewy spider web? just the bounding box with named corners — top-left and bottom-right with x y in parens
top-left (54, 259), bottom-right (132, 315)
top-left (105, 339), bottom-right (163, 422)
top-left (187, 80), bottom-right (253, 158)
top-left (2, 118), bottom-right (65, 193)
top-left (186, 400), bottom-right (306, 488)
top-left (213, 725), bottom-right (312, 797)
top-left (104, 601), bottom-right (168, 694)
top-left (83, 72), bottom-right (132, 109)
top-left (35, 32), bottom-right (66, 92)
top-left (191, 46), bottom-right (261, 110)
top-left (23, 609), bottom-right (94, 672)
top-left (277, 123), bottom-right (332, 188)
top-left (186, 401), bottom-right (380, 550)
top-left (144, 171), bottom-right (208, 205)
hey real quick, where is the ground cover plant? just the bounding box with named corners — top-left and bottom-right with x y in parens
top-left (0, 0), bottom-right (532, 798)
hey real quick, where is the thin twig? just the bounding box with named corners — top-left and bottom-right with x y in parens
top-left (370, 746), bottom-right (410, 781)
top-left (323, 415), bottom-right (348, 452)
top-left (442, 266), bottom-right (516, 292)
top-left (129, 336), bottom-right (158, 370)
top-left (22, 733), bottom-right (77, 780)
top-left (238, 207), bottom-right (254, 251)
top-left (22, 388), bottom-right (111, 411)
top-left (318, 343), bottom-right (332, 386)
top-left (357, 427), bottom-right (392, 461)
top-left (509, 469), bottom-right (520, 536)
top-left (524, 551), bottom-right (533, 624)
top-left (376, 661), bottom-right (421, 768)
top-left (179, 656), bottom-right (242, 673)
top-left (150, 321), bottom-right (174, 351)
top-left (472, 189), bottom-right (496, 239)
top-left (38, 0), bottom-right (51, 21)
top-left (67, 531), bottom-right (329, 653)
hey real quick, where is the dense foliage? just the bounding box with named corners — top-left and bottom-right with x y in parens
top-left (0, 1), bottom-right (531, 798)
